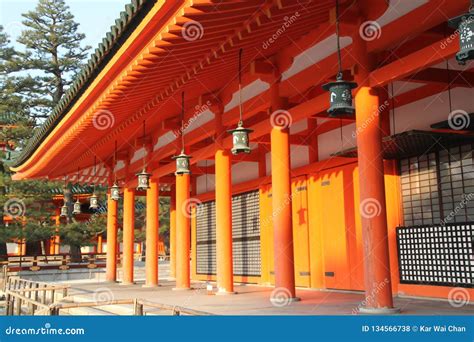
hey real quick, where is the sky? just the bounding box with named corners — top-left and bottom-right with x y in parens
top-left (0, 0), bottom-right (130, 51)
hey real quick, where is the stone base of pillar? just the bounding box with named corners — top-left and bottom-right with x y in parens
top-left (119, 281), bottom-right (135, 286)
top-left (142, 284), bottom-right (159, 288)
top-left (172, 287), bottom-right (192, 291)
top-left (358, 307), bottom-right (401, 315)
top-left (216, 290), bottom-right (237, 296)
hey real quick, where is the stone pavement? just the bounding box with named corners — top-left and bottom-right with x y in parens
top-left (58, 262), bottom-right (473, 316)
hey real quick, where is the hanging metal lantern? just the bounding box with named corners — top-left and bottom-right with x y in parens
top-left (172, 152), bottom-right (191, 175)
top-left (322, 74), bottom-right (358, 117)
top-left (60, 203), bottom-right (68, 217)
top-left (111, 183), bottom-right (120, 201)
top-left (89, 193), bottom-right (99, 210)
top-left (228, 122), bottom-right (253, 155)
top-left (136, 169), bottom-right (151, 190)
top-left (448, 4), bottom-right (474, 65)
top-left (73, 199), bottom-right (81, 215)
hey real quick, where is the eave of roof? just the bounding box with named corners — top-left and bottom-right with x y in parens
top-left (11, 0), bottom-right (157, 168)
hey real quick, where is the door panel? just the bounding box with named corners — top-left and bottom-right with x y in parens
top-left (292, 177), bottom-right (311, 287)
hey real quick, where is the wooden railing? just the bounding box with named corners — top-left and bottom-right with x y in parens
top-left (0, 253), bottom-right (107, 272)
top-left (2, 268), bottom-right (212, 316)
top-left (49, 299), bottom-right (213, 316)
top-left (3, 276), bottom-right (69, 315)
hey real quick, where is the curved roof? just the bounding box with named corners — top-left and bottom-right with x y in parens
top-left (12, 0), bottom-right (156, 168)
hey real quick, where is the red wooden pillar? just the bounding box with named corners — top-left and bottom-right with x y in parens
top-left (106, 193), bottom-right (118, 282)
top-left (174, 174), bottom-right (191, 290)
top-left (269, 82), bottom-right (299, 303)
top-left (122, 187), bottom-right (135, 284)
top-left (215, 110), bottom-right (235, 294)
top-left (145, 179), bottom-right (159, 287)
top-left (170, 184), bottom-right (176, 278)
top-left (353, 33), bottom-right (397, 313)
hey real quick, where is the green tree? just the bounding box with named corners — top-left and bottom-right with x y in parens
top-left (17, 0), bottom-right (90, 119)
top-left (59, 213), bottom-right (106, 261)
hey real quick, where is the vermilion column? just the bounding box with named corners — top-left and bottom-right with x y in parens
top-left (174, 174), bottom-right (191, 290)
top-left (353, 34), bottom-right (397, 313)
top-left (270, 125), bottom-right (298, 302)
top-left (97, 235), bottom-right (103, 254)
top-left (215, 139), bottom-right (234, 294)
top-left (145, 179), bottom-right (159, 287)
top-left (122, 187), bottom-right (135, 284)
top-left (54, 207), bottom-right (60, 255)
top-left (106, 193), bottom-right (118, 282)
top-left (170, 184), bottom-right (176, 278)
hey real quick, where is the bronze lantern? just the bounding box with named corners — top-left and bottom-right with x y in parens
top-left (110, 182), bottom-right (120, 201)
top-left (60, 202), bottom-right (68, 217)
top-left (73, 198), bottom-right (81, 215)
top-left (228, 122), bottom-right (253, 155)
top-left (89, 193), bottom-right (99, 210)
top-left (322, 74), bottom-right (358, 117)
top-left (136, 168), bottom-right (151, 190)
top-left (172, 151), bottom-right (191, 175)
top-left (448, 3), bottom-right (474, 65)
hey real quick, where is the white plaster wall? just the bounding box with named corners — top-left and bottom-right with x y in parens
top-left (197, 174), bottom-right (216, 195)
top-left (232, 162), bottom-right (258, 185)
top-left (390, 87), bottom-right (474, 135)
top-left (317, 122), bottom-right (357, 161)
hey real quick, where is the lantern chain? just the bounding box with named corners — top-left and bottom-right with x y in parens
top-left (335, 0), bottom-right (343, 80)
top-left (238, 48), bottom-right (243, 126)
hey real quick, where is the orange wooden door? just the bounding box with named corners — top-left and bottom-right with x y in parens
top-left (319, 167), bottom-right (352, 290)
top-left (291, 176), bottom-right (311, 287)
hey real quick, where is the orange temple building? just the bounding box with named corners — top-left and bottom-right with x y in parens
top-left (10, 0), bottom-right (474, 313)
